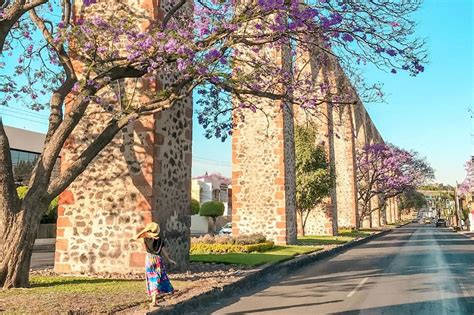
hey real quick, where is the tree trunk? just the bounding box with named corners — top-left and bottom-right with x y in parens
top-left (0, 200), bottom-right (44, 288)
top-left (299, 211), bottom-right (305, 237)
top-left (209, 217), bottom-right (216, 236)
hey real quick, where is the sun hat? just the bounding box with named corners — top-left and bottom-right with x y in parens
top-left (135, 222), bottom-right (160, 239)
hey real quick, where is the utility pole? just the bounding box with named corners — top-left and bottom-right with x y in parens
top-left (455, 182), bottom-right (462, 229)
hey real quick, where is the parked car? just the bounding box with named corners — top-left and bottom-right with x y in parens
top-left (436, 218), bottom-right (447, 227)
top-left (411, 218), bottom-right (418, 223)
top-left (218, 222), bottom-right (232, 235)
top-left (424, 218), bottom-right (432, 224)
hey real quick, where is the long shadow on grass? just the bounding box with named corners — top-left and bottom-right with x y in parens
top-left (31, 278), bottom-right (139, 288)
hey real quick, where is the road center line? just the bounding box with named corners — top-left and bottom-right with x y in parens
top-left (346, 277), bottom-right (369, 298)
top-left (460, 282), bottom-right (471, 299)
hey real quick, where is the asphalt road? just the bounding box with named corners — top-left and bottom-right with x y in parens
top-left (31, 239), bottom-right (55, 269)
top-left (206, 224), bottom-right (474, 314)
top-left (31, 251), bottom-right (54, 269)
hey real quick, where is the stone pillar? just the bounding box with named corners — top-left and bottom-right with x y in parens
top-left (56, 0), bottom-right (192, 274)
top-left (394, 198), bottom-right (400, 222)
top-left (152, 101), bottom-right (193, 266)
top-left (370, 197), bottom-right (381, 228)
top-left (332, 92), bottom-right (358, 228)
top-left (232, 106), bottom-right (297, 244)
top-left (386, 198), bottom-right (393, 224)
top-left (292, 43), bottom-right (338, 236)
top-left (232, 42), bottom-right (297, 244)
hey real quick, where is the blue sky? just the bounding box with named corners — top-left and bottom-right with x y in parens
top-left (2, 0), bottom-right (473, 184)
top-left (361, 0), bottom-right (473, 185)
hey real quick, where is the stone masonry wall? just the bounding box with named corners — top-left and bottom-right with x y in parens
top-left (293, 44), bottom-right (337, 236)
top-left (232, 102), bottom-right (297, 244)
top-left (56, 0), bottom-right (192, 274)
top-left (331, 64), bottom-right (358, 229)
top-left (231, 31), bottom-right (297, 244)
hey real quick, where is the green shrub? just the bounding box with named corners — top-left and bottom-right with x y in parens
top-left (199, 201), bottom-right (225, 223)
top-left (190, 241), bottom-right (274, 254)
top-left (191, 199), bottom-right (200, 215)
top-left (191, 234), bottom-right (216, 244)
top-left (16, 186), bottom-right (58, 223)
top-left (191, 233), bottom-right (267, 246)
top-left (215, 235), bottom-right (233, 244)
top-left (234, 233), bottom-right (267, 245)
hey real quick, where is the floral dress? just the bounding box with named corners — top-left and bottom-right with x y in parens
top-left (144, 237), bottom-right (174, 295)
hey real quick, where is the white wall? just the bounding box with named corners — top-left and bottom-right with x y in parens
top-left (191, 215), bottom-right (209, 234)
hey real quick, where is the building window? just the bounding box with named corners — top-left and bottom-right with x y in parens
top-left (212, 189), bottom-right (220, 201)
top-left (10, 149), bottom-right (40, 185)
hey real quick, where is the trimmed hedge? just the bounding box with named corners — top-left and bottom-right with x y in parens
top-left (191, 233), bottom-right (267, 245)
top-left (190, 241), bottom-right (275, 254)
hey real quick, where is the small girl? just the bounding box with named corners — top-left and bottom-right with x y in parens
top-left (135, 222), bottom-right (176, 306)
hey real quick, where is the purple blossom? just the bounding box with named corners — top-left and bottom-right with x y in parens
top-left (342, 33), bottom-right (354, 42)
top-left (83, 0), bottom-right (97, 7)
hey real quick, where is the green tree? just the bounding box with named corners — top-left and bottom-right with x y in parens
top-left (295, 126), bottom-right (333, 236)
top-left (200, 201), bottom-right (225, 235)
top-left (399, 190), bottom-right (427, 212)
top-left (191, 199), bottom-right (200, 216)
top-left (13, 160), bottom-right (36, 185)
top-left (16, 186), bottom-right (58, 224)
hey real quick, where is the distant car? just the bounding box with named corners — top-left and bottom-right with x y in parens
top-left (218, 222), bottom-right (232, 235)
top-left (411, 218), bottom-right (418, 223)
top-left (424, 218), bottom-right (432, 224)
top-left (436, 218), bottom-right (447, 227)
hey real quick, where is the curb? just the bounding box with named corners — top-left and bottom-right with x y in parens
top-left (153, 228), bottom-right (393, 315)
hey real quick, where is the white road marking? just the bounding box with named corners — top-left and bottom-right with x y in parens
top-left (347, 277), bottom-right (369, 298)
top-left (460, 282), bottom-right (471, 298)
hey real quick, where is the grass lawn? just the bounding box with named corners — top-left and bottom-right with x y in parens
top-left (0, 275), bottom-right (188, 313)
top-left (190, 245), bottom-right (322, 266)
top-left (298, 235), bottom-right (354, 245)
top-left (298, 229), bottom-right (374, 246)
top-left (338, 228), bottom-right (373, 238)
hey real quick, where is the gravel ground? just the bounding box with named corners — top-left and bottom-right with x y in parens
top-left (28, 263), bottom-right (260, 314)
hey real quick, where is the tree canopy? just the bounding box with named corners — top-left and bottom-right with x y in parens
top-left (356, 143), bottom-right (434, 225)
top-left (199, 200), bottom-right (225, 221)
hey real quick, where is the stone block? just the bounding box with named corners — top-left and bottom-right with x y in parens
top-left (130, 252), bottom-right (146, 268)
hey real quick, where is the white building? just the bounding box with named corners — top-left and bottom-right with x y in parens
top-left (190, 172), bottom-right (232, 234)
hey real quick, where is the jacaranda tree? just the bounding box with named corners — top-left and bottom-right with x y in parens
top-left (0, 0), bottom-right (427, 288)
top-left (456, 158), bottom-right (474, 225)
top-left (356, 143), bottom-right (434, 227)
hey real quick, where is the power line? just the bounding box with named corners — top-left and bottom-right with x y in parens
top-left (0, 106), bottom-right (50, 119)
top-left (192, 161), bottom-right (231, 167)
top-left (0, 112), bottom-right (47, 125)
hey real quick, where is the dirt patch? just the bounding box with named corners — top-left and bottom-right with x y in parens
top-left (0, 263), bottom-right (258, 314)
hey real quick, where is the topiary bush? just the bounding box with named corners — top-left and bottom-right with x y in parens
top-left (199, 200), bottom-right (225, 222)
top-left (199, 200), bottom-right (225, 234)
top-left (191, 198), bottom-right (200, 215)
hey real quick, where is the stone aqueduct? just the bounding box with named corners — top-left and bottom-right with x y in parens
top-left (54, 0), bottom-right (400, 274)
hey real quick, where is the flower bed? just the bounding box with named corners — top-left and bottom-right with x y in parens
top-left (190, 233), bottom-right (274, 254)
